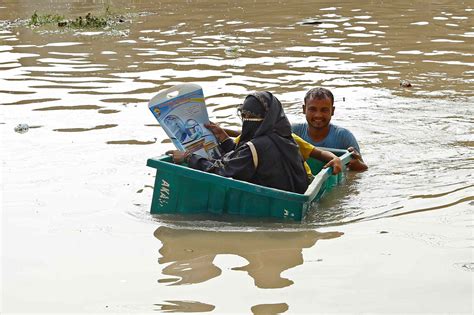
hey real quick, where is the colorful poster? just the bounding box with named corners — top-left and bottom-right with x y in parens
top-left (149, 84), bottom-right (222, 159)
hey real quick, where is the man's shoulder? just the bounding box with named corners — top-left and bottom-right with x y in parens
top-left (329, 123), bottom-right (360, 151)
top-left (291, 122), bottom-right (314, 144)
top-left (330, 123), bottom-right (355, 136)
top-left (291, 122), bottom-right (307, 133)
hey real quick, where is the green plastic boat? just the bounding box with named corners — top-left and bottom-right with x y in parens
top-left (147, 148), bottom-right (352, 221)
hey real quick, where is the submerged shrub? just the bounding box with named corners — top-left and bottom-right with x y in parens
top-left (29, 11), bottom-right (65, 26)
top-left (69, 13), bottom-right (108, 28)
top-left (29, 7), bottom-right (116, 29)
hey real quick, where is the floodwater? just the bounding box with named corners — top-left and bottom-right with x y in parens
top-left (1, 0), bottom-right (473, 313)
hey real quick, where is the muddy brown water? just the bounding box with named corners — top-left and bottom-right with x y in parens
top-left (1, 1), bottom-right (473, 313)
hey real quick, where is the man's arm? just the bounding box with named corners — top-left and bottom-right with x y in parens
top-left (293, 134), bottom-right (342, 174)
top-left (339, 128), bottom-right (368, 171)
top-left (309, 148), bottom-right (342, 175)
top-left (347, 147), bottom-right (368, 171)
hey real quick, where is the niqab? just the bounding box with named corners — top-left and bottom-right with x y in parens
top-left (239, 92), bottom-right (308, 193)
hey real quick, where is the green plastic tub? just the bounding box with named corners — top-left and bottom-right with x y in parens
top-left (147, 148), bottom-right (352, 221)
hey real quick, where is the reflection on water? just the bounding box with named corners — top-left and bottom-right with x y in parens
top-left (154, 226), bottom-right (342, 289)
top-left (153, 299), bottom-right (291, 314)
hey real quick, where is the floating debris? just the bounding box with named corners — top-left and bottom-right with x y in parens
top-left (455, 262), bottom-right (474, 272)
top-left (14, 123), bottom-right (29, 134)
top-left (0, 18), bottom-right (26, 30)
top-left (461, 263), bottom-right (474, 272)
top-left (302, 20), bottom-right (323, 25)
top-left (105, 29), bottom-right (130, 37)
top-left (225, 46), bottom-right (239, 53)
top-left (400, 80), bottom-right (412, 88)
top-left (225, 46), bottom-right (242, 57)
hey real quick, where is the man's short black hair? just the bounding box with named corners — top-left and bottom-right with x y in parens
top-left (304, 87), bottom-right (334, 106)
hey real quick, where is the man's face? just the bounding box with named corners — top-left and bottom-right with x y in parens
top-left (303, 97), bottom-right (334, 130)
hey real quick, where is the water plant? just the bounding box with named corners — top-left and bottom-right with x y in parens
top-left (28, 7), bottom-right (120, 29)
top-left (68, 13), bottom-right (108, 28)
top-left (29, 11), bottom-right (65, 26)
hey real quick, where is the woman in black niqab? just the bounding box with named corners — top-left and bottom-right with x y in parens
top-left (170, 92), bottom-right (309, 194)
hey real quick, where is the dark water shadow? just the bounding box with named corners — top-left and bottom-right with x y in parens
top-left (99, 97), bottom-right (148, 103)
top-left (381, 196), bottom-right (474, 219)
top-left (154, 226), bottom-right (342, 289)
top-left (53, 124), bottom-right (117, 132)
top-left (33, 105), bottom-right (102, 111)
top-left (251, 303), bottom-right (289, 315)
top-left (336, 194), bottom-right (474, 226)
top-left (409, 184), bottom-right (474, 199)
top-left (153, 300), bottom-right (215, 313)
top-left (98, 109), bottom-right (120, 114)
top-left (31, 84), bottom-right (108, 90)
top-left (0, 90), bottom-right (35, 95)
top-left (1, 98), bottom-right (60, 106)
top-left (106, 139), bottom-right (156, 145)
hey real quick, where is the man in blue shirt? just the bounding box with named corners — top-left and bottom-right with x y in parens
top-left (291, 87), bottom-right (368, 171)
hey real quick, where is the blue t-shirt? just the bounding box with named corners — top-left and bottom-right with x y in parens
top-left (291, 122), bottom-right (361, 153)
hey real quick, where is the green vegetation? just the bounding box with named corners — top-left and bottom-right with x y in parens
top-left (28, 7), bottom-right (120, 29)
top-left (68, 13), bottom-right (108, 28)
top-left (29, 11), bottom-right (65, 26)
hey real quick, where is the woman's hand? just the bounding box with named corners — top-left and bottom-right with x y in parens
top-left (323, 157), bottom-right (342, 175)
top-left (204, 121), bottom-right (229, 143)
top-left (165, 150), bottom-right (190, 164)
